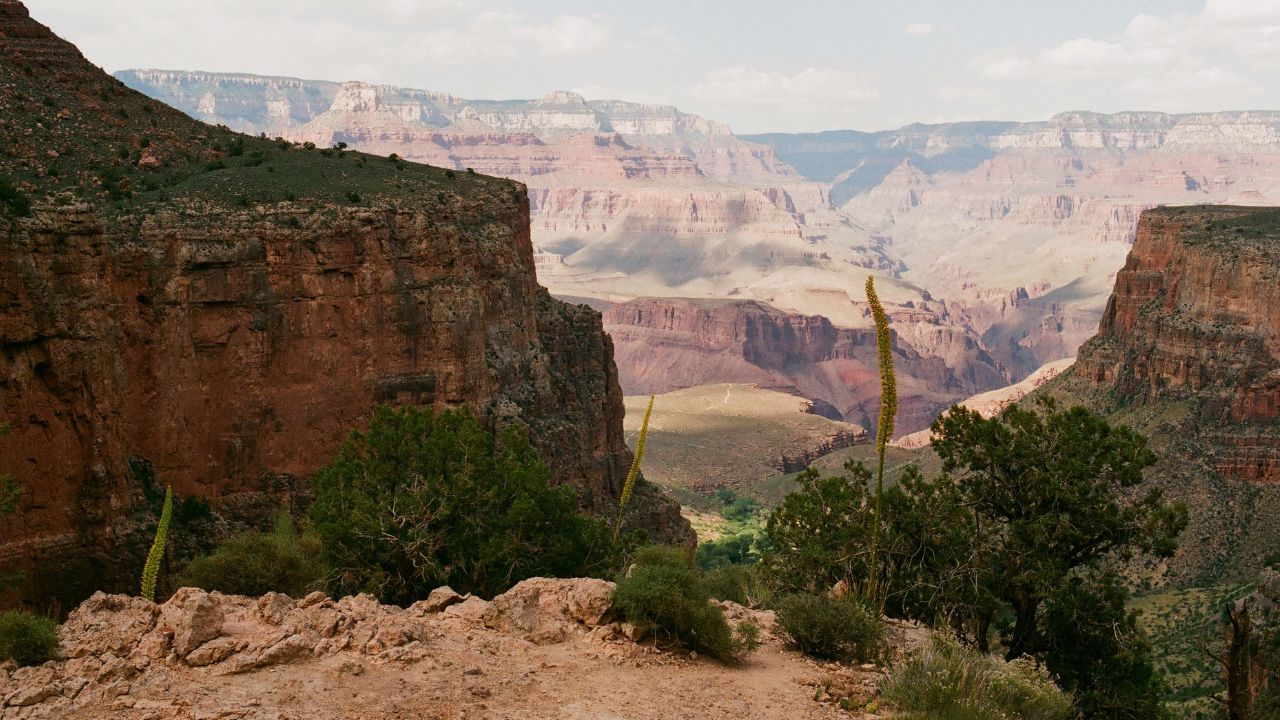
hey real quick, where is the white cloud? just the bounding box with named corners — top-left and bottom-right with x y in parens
top-left (905, 23), bottom-right (934, 37)
top-left (421, 12), bottom-right (611, 65)
top-left (633, 24), bottom-right (684, 54)
top-left (694, 67), bottom-right (878, 103)
top-left (973, 0), bottom-right (1280, 106)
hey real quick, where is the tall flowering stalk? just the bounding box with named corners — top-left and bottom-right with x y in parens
top-left (140, 486), bottom-right (173, 601)
top-left (614, 394), bottom-right (655, 541)
top-left (865, 277), bottom-right (897, 604)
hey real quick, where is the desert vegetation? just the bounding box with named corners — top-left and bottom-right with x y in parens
top-left (0, 610), bottom-right (58, 667)
top-left (881, 636), bottom-right (1073, 720)
top-left (613, 546), bottom-right (758, 662)
top-left (307, 405), bottom-right (618, 604)
top-left (177, 509), bottom-right (326, 598)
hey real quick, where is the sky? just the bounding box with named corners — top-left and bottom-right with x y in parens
top-left (25, 0), bottom-right (1280, 134)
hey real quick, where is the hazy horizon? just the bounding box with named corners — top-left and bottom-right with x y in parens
top-left (25, 0), bottom-right (1280, 134)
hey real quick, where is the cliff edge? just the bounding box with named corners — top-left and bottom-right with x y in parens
top-left (0, 0), bottom-right (690, 608)
top-left (1047, 205), bottom-right (1280, 584)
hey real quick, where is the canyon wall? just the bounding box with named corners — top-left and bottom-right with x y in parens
top-left (120, 69), bottom-right (1280, 407)
top-left (1073, 206), bottom-right (1280, 484)
top-left (603, 297), bottom-right (1002, 435)
top-left (1046, 206), bottom-right (1280, 585)
top-left (0, 2), bottom-right (688, 609)
top-left (751, 117), bottom-right (1280, 375)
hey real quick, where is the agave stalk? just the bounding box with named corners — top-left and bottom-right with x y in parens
top-left (140, 486), bottom-right (173, 601)
top-left (865, 277), bottom-right (897, 605)
top-left (614, 394), bottom-right (655, 541)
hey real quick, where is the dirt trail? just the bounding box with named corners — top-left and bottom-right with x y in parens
top-left (0, 581), bottom-right (918, 720)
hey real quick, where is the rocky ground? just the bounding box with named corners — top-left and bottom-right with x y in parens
top-left (0, 579), bottom-right (926, 720)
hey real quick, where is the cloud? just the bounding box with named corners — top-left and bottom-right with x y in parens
top-left (632, 24), bottom-right (684, 54)
top-left (693, 67), bottom-right (878, 104)
top-left (420, 12), bottom-right (611, 65)
top-left (972, 0), bottom-right (1277, 108)
top-left (905, 23), bottom-right (934, 37)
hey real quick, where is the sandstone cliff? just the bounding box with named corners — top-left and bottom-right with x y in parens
top-left (0, 1), bottom-right (688, 609)
top-left (604, 297), bottom-right (1003, 435)
top-left (1045, 206), bottom-right (1280, 584)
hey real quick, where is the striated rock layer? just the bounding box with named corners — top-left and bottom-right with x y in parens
top-left (604, 297), bottom-right (1003, 435)
top-left (1045, 206), bottom-right (1280, 584)
top-left (1073, 206), bottom-right (1280, 483)
top-left (0, 1), bottom-right (689, 609)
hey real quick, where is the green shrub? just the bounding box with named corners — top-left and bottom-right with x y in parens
top-left (310, 405), bottom-right (616, 604)
top-left (613, 546), bottom-right (753, 662)
top-left (773, 593), bottom-right (883, 662)
top-left (0, 611), bottom-right (58, 667)
top-left (178, 511), bottom-right (326, 597)
top-left (697, 532), bottom-right (758, 569)
top-left (0, 177), bottom-right (31, 217)
top-left (703, 564), bottom-right (772, 608)
top-left (881, 636), bottom-right (1073, 720)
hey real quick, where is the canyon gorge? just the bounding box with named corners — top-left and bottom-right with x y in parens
top-left (118, 70), bottom-right (1280, 435)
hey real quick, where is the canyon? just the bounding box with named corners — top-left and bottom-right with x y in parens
top-left (0, 1), bottom-right (688, 610)
top-left (119, 71), bottom-right (1280, 438)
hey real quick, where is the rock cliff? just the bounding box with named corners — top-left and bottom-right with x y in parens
top-left (1073, 206), bottom-right (1280, 484)
top-left (0, 1), bottom-right (688, 609)
top-left (603, 297), bottom-right (1003, 435)
top-left (1046, 206), bottom-right (1280, 584)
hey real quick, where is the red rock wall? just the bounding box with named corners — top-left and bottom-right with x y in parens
top-left (1075, 206), bottom-right (1280, 483)
top-left (602, 297), bottom-right (995, 435)
top-left (0, 197), bottom-right (687, 605)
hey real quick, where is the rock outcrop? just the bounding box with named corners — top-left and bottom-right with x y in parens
top-left (0, 1), bottom-right (689, 609)
top-left (1045, 206), bottom-right (1280, 584)
top-left (0, 580), bottom-right (924, 720)
top-left (605, 297), bottom-right (1003, 435)
top-left (1073, 206), bottom-right (1280, 484)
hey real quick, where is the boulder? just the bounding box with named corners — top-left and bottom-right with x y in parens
top-left (158, 588), bottom-right (224, 659)
top-left (483, 578), bottom-right (615, 644)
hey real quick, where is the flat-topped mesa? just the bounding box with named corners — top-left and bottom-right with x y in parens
top-left (1072, 206), bottom-right (1280, 484)
top-left (0, 1), bottom-right (690, 609)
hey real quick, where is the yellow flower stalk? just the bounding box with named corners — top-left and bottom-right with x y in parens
top-left (614, 394), bottom-right (655, 540)
top-left (140, 486), bottom-right (173, 601)
top-left (865, 276), bottom-right (897, 605)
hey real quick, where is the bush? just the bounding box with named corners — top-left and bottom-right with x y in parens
top-left (761, 461), bottom-right (876, 595)
top-left (310, 405), bottom-right (616, 604)
top-left (703, 564), bottom-right (772, 608)
top-left (0, 611), bottom-right (58, 667)
top-left (697, 532), bottom-right (758, 569)
top-left (613, 546), bottom-right (753, 662)
top-left (880, 636), bottom-right (1073, 720)
top-left (773, 593), bottom-right (883, 662)
top-left (178, 511), bottom-right (326, 597)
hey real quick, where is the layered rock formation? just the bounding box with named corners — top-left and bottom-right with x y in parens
top-left (1045, 206), bottom-right (1280, 584)
top-left (113, 69), bottom-right (905, 330)
top-left (604, 297), bottom-right (1003, 435)
top-left (1073, 206), bottom-right (1280, 484)
top-left (749, 115), bottom-right (1280, 376)
top-left (0, 1), bottom-right (688, 609)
